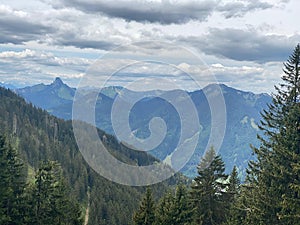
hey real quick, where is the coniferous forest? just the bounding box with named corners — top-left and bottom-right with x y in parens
top-left (132, 44), bottom-right (300, 225)
top-left (0, 84), bottom-right (181, 224)
top-left (0, 44), bottom-right (300, 225)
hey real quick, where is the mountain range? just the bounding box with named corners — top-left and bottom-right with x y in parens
top-left (16, 77), bottom-right (272, 178)
top-left (1, 86), bottom-right (185, 224)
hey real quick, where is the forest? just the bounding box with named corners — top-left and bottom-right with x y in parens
top-left (0, 84), bottom-right (182, 224)
top-left (133, 44), bottom-right (300, 224)
top-left (0, 43), bottom-right (299, 225)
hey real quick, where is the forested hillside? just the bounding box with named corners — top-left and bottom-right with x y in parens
top-left (132, 44), bottom-right (300, 225)
top-left (16, 78), bottom-right (271, 178)
top-left (0, 87), bottom-right (183, 224)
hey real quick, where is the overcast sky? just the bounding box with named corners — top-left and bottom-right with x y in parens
top-left (0, 0), bottom-right (299, 93)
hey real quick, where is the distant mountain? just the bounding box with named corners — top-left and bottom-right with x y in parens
top-left (16, 78), bottom-right (272, 178)
top-left (16, 77), bottom-right (75, 111)
top-left (0, 86), bottom-right (182, 224)
top-left (0, 82), bottom-right (18, 90)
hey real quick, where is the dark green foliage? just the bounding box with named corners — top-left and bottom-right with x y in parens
top-left (155, 184), bottom-right (192, 225)
top-left (30, 161), bottom-right (83, 225)
top-left (0, 134), bottom-right (27, 225)
top-left (132, 44), bottom-right (300, 225)
top-left (190, 147), bottom-right (229, 225)
top-left (0, 135), bottom-right (82, 225)
top-left (225, 166), bottom-right (244, 225)
top-left (244, 44), bottom-right (300, 224)
top-left (133, 188), bottom-right (156, 225)
top-left (227, 166), bottom-right (240, 205)
top-left (0, 87), bottom-right (181, 224)
top-left (155, 191), bottom-right (174, 224)
top-left (171, 184), bottom-right (192, 225)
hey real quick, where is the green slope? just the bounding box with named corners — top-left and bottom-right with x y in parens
top-left (0, 87), bottom-right (184, 225)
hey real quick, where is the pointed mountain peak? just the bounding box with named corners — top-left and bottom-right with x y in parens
top-left (53, 77), bottom-right (63, 85)
top-left (50, 77), bottom-right (67, 89)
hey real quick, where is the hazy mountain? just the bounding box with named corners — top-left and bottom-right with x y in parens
top-left (0, 82), bottom-right (18, 90)
top-left (1, 86), bottom-right (184, 224)
top-left (16, 77), bottom-right (75, 111)
top-left (16, 78), bottom-right (272, 178)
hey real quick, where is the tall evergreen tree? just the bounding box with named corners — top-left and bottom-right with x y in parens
top-left (133, 188), bottom-right (156, 225)
top-left (30, 161), bottom-right (83, 225)
top-left (0, 134), bottom-right (27, 225)
top-left (245, 44), bottom-right (300, 224)
top-left (228, 166), bottom-right (240, 199)
top-left (155, 191), bottom-right (174, 225)
top-left (225, 166), bottom-right (244, 225)
top-left (190, 147), bottom-right (229, 225)
top-left (0, 135), bottom-right (12, 224)
top-left (172, 184), bottom-right (192, 225)
top-left (155, 184), bottom-right (192, 225)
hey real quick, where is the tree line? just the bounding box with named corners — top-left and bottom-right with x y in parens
top-left (133, 44), bottom-right (300, 225)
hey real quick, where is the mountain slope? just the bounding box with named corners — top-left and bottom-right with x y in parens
top-left (0, 87), bottom-right (181, 225)
top-left (16, 78), bottom-right (272, 178)
top-left (16, 77), bottom-right (75, 111)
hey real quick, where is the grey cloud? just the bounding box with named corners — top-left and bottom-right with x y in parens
top-left (0, 6), bottom-right (119, 50)
top-left (0, 14), bottom-right (54, 45)
top-left (218, 0), bottom-right (273, 18)
top-left (54, 0), bottom-right (277, 24)
top-left (57, 0), bottom-right (218, 24)
top-left (56, 38), bottom-right (117, 50)
top-left (180, 28), bottom-right (299, 63)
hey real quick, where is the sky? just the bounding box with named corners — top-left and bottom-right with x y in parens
top-left (0, 0), bottom-right (299, 93)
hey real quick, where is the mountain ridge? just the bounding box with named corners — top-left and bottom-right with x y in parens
top-left (0, 86), bottom-right (184, 224)
top-left (15, 78), bottom-right (272, 178)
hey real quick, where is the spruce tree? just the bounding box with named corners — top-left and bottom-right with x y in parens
top-left (133, 188), bottom-right (156, 225)
top-left (155, 184), bottom-right (192, 225)
top-left (0, 135), bottom-right (12, 224)
top-left (228, 166), bottom-right (240, 199)
top-left (172, 184), bottom-right (192, 225)
top-left (245, 44), bottom-right (300, 224)
top-left (225, 166), bottom-right (244, 225)
top-left (155, 191), bottom-right (174, 225)
top-left (190, 147), bottom-right (229, 225)
top-left (0, 134), bottom-right (27, 225)
top-left (31, 161), bottom-right (83, 225)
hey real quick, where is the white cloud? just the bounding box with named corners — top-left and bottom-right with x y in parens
top-left (0, 49), bottom-right (92, 86)
top-left (0, 0), bottom-right (298, 93)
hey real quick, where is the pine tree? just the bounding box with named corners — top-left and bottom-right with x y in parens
top-left (155, 191), bottom-right (174, 225)
top-left (155, 184), bottom-right (192, 225)
top-left (0, 135), bottom-right (12, 224)
top-left (0, 134), bottom-right (27, 225)
top-left (228, 166), bottom-right (240, 199)
top-left (172, 184), bottom-right (192, 225)
top-left (190, 147), bottom-right (229, 225)
top-left (245, 44), bottom-right (300, 224)
top-left (30, 161), bottom-right (83, 225)
top-left (278, 101), bottom-right (300, 222)
top-left (225, 166), bottom-right (244, 225)
top-left (133, 188), bottom-right (156, 225)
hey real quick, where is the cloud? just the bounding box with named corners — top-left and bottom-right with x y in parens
top-left (0, 4), bottom-right (129, 50)
top-left (54, 37), bottom-right (117, 50)
top-left (217, 0), bottom-right (273, 18)
top-left (0, 49), bottom-right (91, 85)
top-left (0, 5), bottom-right (54, 44)
top-left (55, 0), bottom-right (218, 24)
top-left (180, 28), bottom-right (300, 63)
top-left (50, 0), bottom-right (279, 25)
